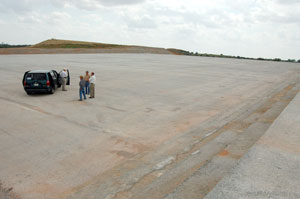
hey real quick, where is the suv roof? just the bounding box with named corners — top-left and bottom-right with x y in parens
top-left (28, 70), bottom-right (53, 73)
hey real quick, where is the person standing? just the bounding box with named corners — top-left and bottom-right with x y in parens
top-left (84, 71), bottom-right (90, 95)
top-left (60, 69), bottom-right (68, 91)
top-left (89, 72), bottom-right (96, 98)
top-left (79, 76), bottom-right (86, 101)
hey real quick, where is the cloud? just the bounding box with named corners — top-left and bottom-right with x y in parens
top-left (96, 0), bottom-right (147, 6)
top-left (262, 12), bottom-right (300, 24)
top-left (54, 0), bottom-right (148, 10)
top-left (50, 0), bottom-right (149, 11)
top-left (0, 0), bottom-right (300, 59)
top-left (18, 12), bottom-right (42, 24)
top-left (0, 0), bottom-right (33, 13)
top-left (275, 0), bottom-right (300, 5)
top-left (126, 15), bottom-right (157, 29)
top-left (0, 0), bottom-right (148, 13)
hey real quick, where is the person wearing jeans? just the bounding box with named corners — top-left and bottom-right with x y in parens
top-left (79, 76), bottom-right (86, 101)
top-left (84, 71), bottom-right (90, 95)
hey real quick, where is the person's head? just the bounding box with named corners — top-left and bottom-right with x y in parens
top-left (63, 68), bottom-right (67, 72)
top-left (80, 76), bottom-right (83, 80)
top-left (91, 72), bottom-right (94, 76)
top-left (86, 71), bottom-right (89, 75)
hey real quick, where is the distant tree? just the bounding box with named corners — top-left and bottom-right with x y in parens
top-left (0, 43), bottom-right (30, 48)
top-left (273, 58), bottom-right (281, 62)
top-left (287, 59), bottom-right (296, 62)
top-left (298, 59), bottom-right (300, 63)
top-left (0, 42), bottom-right (9, 48)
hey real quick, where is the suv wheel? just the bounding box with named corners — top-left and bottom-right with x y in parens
top-left (26, 91), bottom-right (32, 95)
top-left (49, 87), bottom-right (55, 94)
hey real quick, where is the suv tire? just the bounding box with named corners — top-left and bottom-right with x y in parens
top-left (49, 87), bottom-right (55, 94)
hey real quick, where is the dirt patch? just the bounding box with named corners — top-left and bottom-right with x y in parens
top-left (0, 182), bottom-right (18, 199)
top-left (218, 150), bottom-right (230, 156)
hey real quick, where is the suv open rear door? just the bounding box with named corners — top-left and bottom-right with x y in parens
top-left (53, 70), bottom-right (61, 87)
top-left (67, 69), bottom-right (70, 85)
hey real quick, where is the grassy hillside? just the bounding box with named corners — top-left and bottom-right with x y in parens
top-left (31, 39), bottom-right (127, 49)
top-left (5, 39), bottom-right (299, 62)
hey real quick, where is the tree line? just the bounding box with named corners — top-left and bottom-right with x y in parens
top-left (0, 42), bottom-right (31, 48)
top-left (176, 49), bottom-right (300, 63)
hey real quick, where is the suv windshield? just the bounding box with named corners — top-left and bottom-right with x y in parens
top-left (26, 73), bottom-right (47, 81)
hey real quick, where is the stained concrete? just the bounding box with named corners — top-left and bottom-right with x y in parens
top-left (205, 92), bottom-right (300, 199)
top-left (0, 54), bottom-right (300, 199)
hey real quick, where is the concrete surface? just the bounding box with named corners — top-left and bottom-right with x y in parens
top-left (159, 82), bottom-right (300, 199)
top-left (0, 54), bottom-right (300, 199)
top-left (205, 92), bottom-right (300, 199)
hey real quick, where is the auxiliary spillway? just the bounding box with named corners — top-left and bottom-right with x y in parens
top-left (0, 54), bottom-right (299, 199)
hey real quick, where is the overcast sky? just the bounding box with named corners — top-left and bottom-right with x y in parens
top-left (0, 0), bottom-right (299, 59)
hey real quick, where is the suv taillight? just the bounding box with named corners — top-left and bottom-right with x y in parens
top-left (46, 80), bottom-right (50, 86)
top-left (24, 81), bottom-right (26, 86)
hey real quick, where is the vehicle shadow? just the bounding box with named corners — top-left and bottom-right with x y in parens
top-left (25, 93), bottom-right (52, 97)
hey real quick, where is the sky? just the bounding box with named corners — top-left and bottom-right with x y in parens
top-left (0, 0), bottom-right (300, 59)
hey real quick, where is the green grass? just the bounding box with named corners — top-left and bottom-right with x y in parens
top-left (31, 39), bottom-right (127, 49)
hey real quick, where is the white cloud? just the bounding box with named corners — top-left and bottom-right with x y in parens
top-left (0, 0), bottom-right (300, 59)
top-left (275, 0), bottom-right (300, 5)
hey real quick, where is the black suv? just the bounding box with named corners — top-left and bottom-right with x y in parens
top-left (22, 70), bottom-right (70, 94)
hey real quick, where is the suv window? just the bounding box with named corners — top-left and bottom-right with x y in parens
top-left (26, 73), bottom-right (47, 81)
top-left (50, 71), bottom-right (56, 79)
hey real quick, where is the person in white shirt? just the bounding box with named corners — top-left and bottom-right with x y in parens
top-left (60, 69), bottom-right (68, 91)
top-left (89, 72), bottom-right (96, 98)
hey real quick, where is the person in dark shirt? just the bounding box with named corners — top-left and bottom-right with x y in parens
top-left (79, 76), bottom-right (86, 101)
